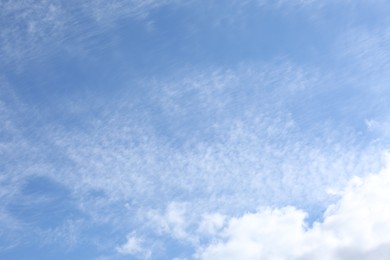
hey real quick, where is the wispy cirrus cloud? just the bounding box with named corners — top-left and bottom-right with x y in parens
top-left (0, 0), bottom-right (179, 69)
top-left (2, 0), bottom-right (377, 70)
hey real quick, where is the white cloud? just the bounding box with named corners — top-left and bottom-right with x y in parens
top-left (197, 153), bottom-right (390, 260)
top-left (116, 234), bottom-right (150, 258)
top-left (197, 213), bottom-right (226, 236)
top-left (197, 207), bottom-right (307, 260)
top-left (147, 202), bottom-right (190, 241)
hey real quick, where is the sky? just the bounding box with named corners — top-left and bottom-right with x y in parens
top-left (2, 0), bottom-right (390, 259)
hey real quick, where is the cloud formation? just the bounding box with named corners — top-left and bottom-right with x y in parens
top-left (2, 1), bottom-right (390, 259)
top-left (197, 153), bottom-right (390, 259)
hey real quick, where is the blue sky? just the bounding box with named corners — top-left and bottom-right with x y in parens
top-left (2, 1), bottom-right (390, 259)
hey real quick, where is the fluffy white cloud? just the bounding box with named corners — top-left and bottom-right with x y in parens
top-left (197, 153), bottom-right (390, 260)
top-left (197, 207), bottom-right (307, 259)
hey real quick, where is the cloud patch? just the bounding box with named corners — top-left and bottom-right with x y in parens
top-left (116, 234), bottom-right (150, 258)
top-left (197, 153), bottom-right (390, 259)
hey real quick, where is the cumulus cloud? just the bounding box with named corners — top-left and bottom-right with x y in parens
top-left (196, 153), bottom-right (390, 260)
